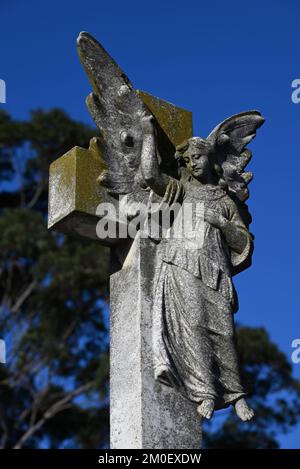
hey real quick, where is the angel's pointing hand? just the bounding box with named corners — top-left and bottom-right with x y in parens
top-left (141, 112), bottom-right (155, 135)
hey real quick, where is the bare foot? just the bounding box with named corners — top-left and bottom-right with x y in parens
top-left (235, 398), bottom-right (255, 421)
top-left (197, 399), bottom-right (215, 419)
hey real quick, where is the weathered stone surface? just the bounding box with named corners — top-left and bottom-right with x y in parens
top-left (110, 236), bottom-right (202, 449)
top-left (48, 93), bottom-right (192, 241)
top-left (137, 91), bottom-right (192, 148)
top-left (48, 141), bottom-right (105, 240)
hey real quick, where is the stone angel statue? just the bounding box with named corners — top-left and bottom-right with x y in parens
top-left (76, 31), bottom-right (265, 422)
top-left (139, 111), bottom-right (264, 421)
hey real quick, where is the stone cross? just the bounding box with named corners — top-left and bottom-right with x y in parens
top-left (48, 34), bottom-right (202, 449)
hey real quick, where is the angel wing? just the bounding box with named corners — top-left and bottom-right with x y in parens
top-left (77, 32), bottom-right (150, 195)
top-left (206, 111), bottom-right (265, 226)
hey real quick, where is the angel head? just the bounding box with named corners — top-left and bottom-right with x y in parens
top-left (175, 137), bottom-right (225, 187)
top-left (175, 110), bottom-right (265, 200)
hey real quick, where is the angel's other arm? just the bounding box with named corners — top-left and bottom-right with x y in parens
top-left (140, 115), bottom-right (170, 197)
top-left (220, 216), bottom-right (249, 255)
top-left (205, 201), bottom-right (250, 254)
top-left (220, 199), bottom-right (251, 254)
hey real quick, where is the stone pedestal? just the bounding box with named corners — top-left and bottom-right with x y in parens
top-left (110, 237), bottom-right (202, 449)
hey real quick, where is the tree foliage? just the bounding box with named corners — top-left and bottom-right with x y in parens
top-left (204, 327), bottom-right (300, 448)
top-left (0, 109), bottom-right (109, 448)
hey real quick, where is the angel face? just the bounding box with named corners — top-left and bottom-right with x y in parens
top-left (182, 138), bottom-right (213, 181)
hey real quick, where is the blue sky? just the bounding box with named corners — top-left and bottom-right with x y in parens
top-left (1, 0), bottom-right (300, 448)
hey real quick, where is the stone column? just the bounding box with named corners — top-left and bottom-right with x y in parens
top-left (110, 237), bottom-right (202, 449)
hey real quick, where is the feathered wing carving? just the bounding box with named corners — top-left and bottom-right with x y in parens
top-left (77, 31), bottom-right (265, 230)
top-left (77, 32), bottom-right (149, 195)
top-left (207, 111), bottom-right (265, 226)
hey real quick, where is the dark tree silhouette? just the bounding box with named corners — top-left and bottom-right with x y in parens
top-left (0, 109), bottom-right (109, 448)
top-left (204, 327), bottom-right (300, 448)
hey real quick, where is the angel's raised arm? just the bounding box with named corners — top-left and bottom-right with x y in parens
top-left (140, 114), bottom-right (170, 197)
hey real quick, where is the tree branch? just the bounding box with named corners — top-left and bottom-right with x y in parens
top-left (26, 180), bottom-right (45, 209)
top-left (13, 382), bottom-right (93, 449)
top-left (11, 280), bottom-right (37, 314)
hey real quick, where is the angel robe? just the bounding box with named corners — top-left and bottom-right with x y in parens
top-left (149, 176), bottom-right (253, 409)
